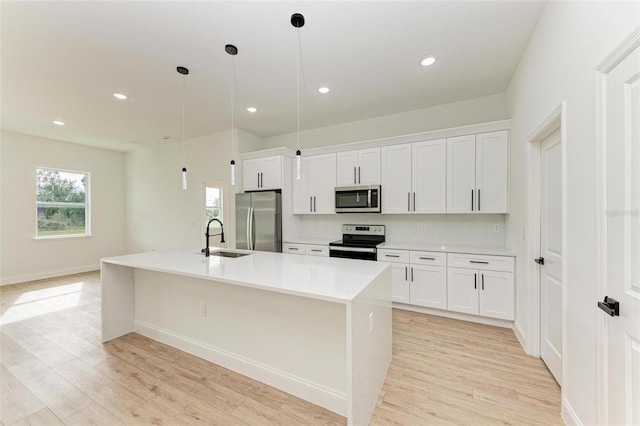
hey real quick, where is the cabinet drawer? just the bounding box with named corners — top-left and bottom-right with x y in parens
top-left (283, 243), bottom-right (305, 255)
top-left (447, 253), bottom-right (514, 272)
top-left (410, 251), bottom-right (446, 266)
top-left (377, 249), bottom-right (410, 263)
top-left (305, 245), bottom-right (329, 257)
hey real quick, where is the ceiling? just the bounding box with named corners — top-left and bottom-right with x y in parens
top-left (0, 1), bottom-right (545, 152)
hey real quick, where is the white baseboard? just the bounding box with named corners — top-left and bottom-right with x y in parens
top-left (1, 264), bottom-right (100, 286)
top-left (561, 397), bottom-right (581, 426)
top-left (392, 303), bottom-right (514, 329)
top-left (133, 320), bottom-right (347, 417)
top-left (513, 320), bottom-right (531, 355)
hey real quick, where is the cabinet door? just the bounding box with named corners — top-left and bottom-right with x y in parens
top-left (391, 263), bottom-right (410, 303)
top-left (410, 265), bottom-right (447, 309)
top-left (283, 243), bottom-right (305, 255)
top-left (381, 143), bottom-right (412, 214)
top-left (305, 245), bottom-right (329, 256)
top-left (336, 151), bottom-right (358, 186)
top-left (447, 135), bottom-right (476, 213)
top-left (312, 153), bottom-right (337, 214)
top-left (478, 270), bottom-right (514, 320)
top-left (242, 158), bottom-right (262, 191)
top-left (260, 156), bottom-right (282, 190)
top-left (412, 139), bottom-right (446, 213)
top-left (447, 267), bottom-right (479, 315)
top-left (292, 157), bottom-right (314, 214)
top-left (475, 130), bottom-right (509, 213)
top-left (357, 148), bottom-right (381, 185)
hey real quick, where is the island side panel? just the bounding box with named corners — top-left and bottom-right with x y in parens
top-left (347, 265), bottom-right (392, 426)
top-left (132, 268), bottom-right (348, 416)
top-left (101, 262), bottom-right (135, 342)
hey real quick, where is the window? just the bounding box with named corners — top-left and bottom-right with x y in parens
top-left (205, 185), bottom-right (223, 225)
top-left (36, 168), bottom-right (90, 238)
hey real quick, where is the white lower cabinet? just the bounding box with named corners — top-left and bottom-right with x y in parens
top-left (446, 253), bottom-right (514, 320)
top-left (378, 249), bottom-right (446, 308)
top-left (283, 242), bottom-right (329, 257)
top-left (379, 249), bottom-right (514, 321)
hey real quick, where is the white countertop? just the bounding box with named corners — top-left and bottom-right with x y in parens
top-left (101, 248), bottom-right (389, 304)
top-left (377, 242), bottom-right (515, 256)
top-left (284, 238), bottom-right (337, 245)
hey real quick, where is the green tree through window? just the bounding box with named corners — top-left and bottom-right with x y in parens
top-left (36, 168), bottom-right (89, 237)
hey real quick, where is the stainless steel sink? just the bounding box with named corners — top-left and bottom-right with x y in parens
top-left (207, 251), bottom-right (251, 258)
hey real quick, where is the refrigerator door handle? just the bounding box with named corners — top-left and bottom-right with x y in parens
top-left (251, 207), bottom-right (256, 250)
top-left (246, 207), bottom-right (251, 250)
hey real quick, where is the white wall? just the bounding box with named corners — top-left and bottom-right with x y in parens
top-left (0, 130), bottom-right (127, 284)
top-left (126, 128), bottom-right (261, 253)
top-left (262, 93), bottom-right (508, 150)
top-left (504, 2), bottom-right (639, 423)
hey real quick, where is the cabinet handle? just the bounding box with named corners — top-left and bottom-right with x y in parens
top-left (411, 267), bottom-right (414, 282)
top-left (474, 273), bottom-right (477, 289)
top-left (413, 192), bottom-right (416, 211)
top-left (471, 190), bottom-right (474, 211)
top-left (469, 260), bottom-right (489, 264)
top-left (310, 249), bottom-right (322, 252)
top-left (408, 193), bottom-right (411, 212)
top-left (358, 166), bottom-right (361, 184)
top-left (313, 196), bottom-right (316, 212)
top-left (289, 247), bottom-right (299, 251)
top-left (385, 254), bottom-right (400, 258)
top-left (310, 197), bottom-right (313, 212)
top-left (405, 266), bottom-right (408, 281)
top-left (478, 189), bottom-right (481, 211)
top-left (354, 167), bottom-right (357, 184)
top-left (419, 257), bottom-right (436, 260)
top-left (482, 273), bottom-right (485, 290)
top-left (258, 173), bottom-right (260, 188)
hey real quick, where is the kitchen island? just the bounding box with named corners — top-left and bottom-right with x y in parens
top-left (101, 248), bottom-right (392, 426)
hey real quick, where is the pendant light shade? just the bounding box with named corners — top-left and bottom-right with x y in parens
top-left (292, 13), bottom-right (305, 180)
top-left (226, 44), bottom-right (238, 186)
top-left (177, 66), bottom-right (189, 190)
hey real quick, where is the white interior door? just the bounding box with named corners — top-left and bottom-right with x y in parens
top-left (601, 42), bottom-right (640, 426)
top-left (539, 127), bottom-right (563, 385)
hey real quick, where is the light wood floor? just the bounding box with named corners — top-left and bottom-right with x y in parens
top-left (0, 271), bottom-right (562, 425)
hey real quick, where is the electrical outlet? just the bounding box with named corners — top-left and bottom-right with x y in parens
top-left (419, 223), bottom-right (427, 231)
top-left (369, 312), bottom-right (374, 335)
top-left (200, 303), bottom-right (207, 317)
top-left (492, 224), bottom-right (501, 232)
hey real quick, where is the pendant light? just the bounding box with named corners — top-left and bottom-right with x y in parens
top-left (226, 44), bottom-right (238, 186)
top-left (291, 13), bottom-right (305, 180)
top-left (177, 66), bottom-right (189, 190)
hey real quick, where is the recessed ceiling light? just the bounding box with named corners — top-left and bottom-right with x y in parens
top-left (247, 107), bottom-right (257, 113)
top-left (318, 87), bottom-right (330, 94)
top-left (52, 120), bottom-right (65, 126)
top-left (113, 93), bottom-right (128, 100)
top-left (420, 56), bottom-right (436, 67)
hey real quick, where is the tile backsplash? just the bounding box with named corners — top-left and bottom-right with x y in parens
top-left (293, 214), bottom-right (506, 247)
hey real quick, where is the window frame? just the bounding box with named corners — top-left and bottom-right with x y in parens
top-left (203, 182), bottom-right (226, 248)
top-left (34, 167), bottom-right (91, 240)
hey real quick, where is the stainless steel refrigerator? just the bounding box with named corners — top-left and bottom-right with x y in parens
top-left (235, 191), bottom-right (282, 252)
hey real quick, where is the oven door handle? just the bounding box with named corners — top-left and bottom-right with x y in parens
top-left (329, 246), bottom-right (377, 253)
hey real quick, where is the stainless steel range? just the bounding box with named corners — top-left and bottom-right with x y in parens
top-left (329, 224), bottom-right (385, 261)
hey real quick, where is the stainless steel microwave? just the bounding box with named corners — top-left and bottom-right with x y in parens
top-left (335, 185), bottom-right (381, 213)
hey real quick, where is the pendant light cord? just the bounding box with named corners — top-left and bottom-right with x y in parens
top-left (181, 75), bottom-right (186, 166)
top-left (231, 54), bottom-right (237, 151)
top-left (296, 29), bottom-right (305, 151)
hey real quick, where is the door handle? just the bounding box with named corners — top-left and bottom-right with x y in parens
top-left (471, 190), bottom-right (474, 211)
top-left (534, 257), bottom-right (545, 265)
top-left (597, 296), bottom-right (620, 317)
top-left (358, 166), bottom-right (361, 184)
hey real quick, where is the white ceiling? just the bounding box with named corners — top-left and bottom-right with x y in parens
top-left (1, 1), bottom-right (545, 152)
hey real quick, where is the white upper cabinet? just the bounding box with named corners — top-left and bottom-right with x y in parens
top-left (412, 139), bottom-right (446, 213)
top-left (292, 153), bottom-right (336, 214)
top-left (381, 140), bottom-right (446, 214)
top-left (381, 144), bottom-right (412, 213)
top-left (447, 130), bottom-right (508, 213)
top-left (243, 156), bottom-right (283, 191)
top-left (336, 148), bottom-right (381, 186)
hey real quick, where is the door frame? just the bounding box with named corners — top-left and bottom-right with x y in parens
top-left (594, 27), bottom-right (640, 426)
top-left (524, 102), bottom-right (568, 381)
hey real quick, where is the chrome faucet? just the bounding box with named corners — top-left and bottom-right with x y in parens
top-left (204, 218), bottom-right (225, 257)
